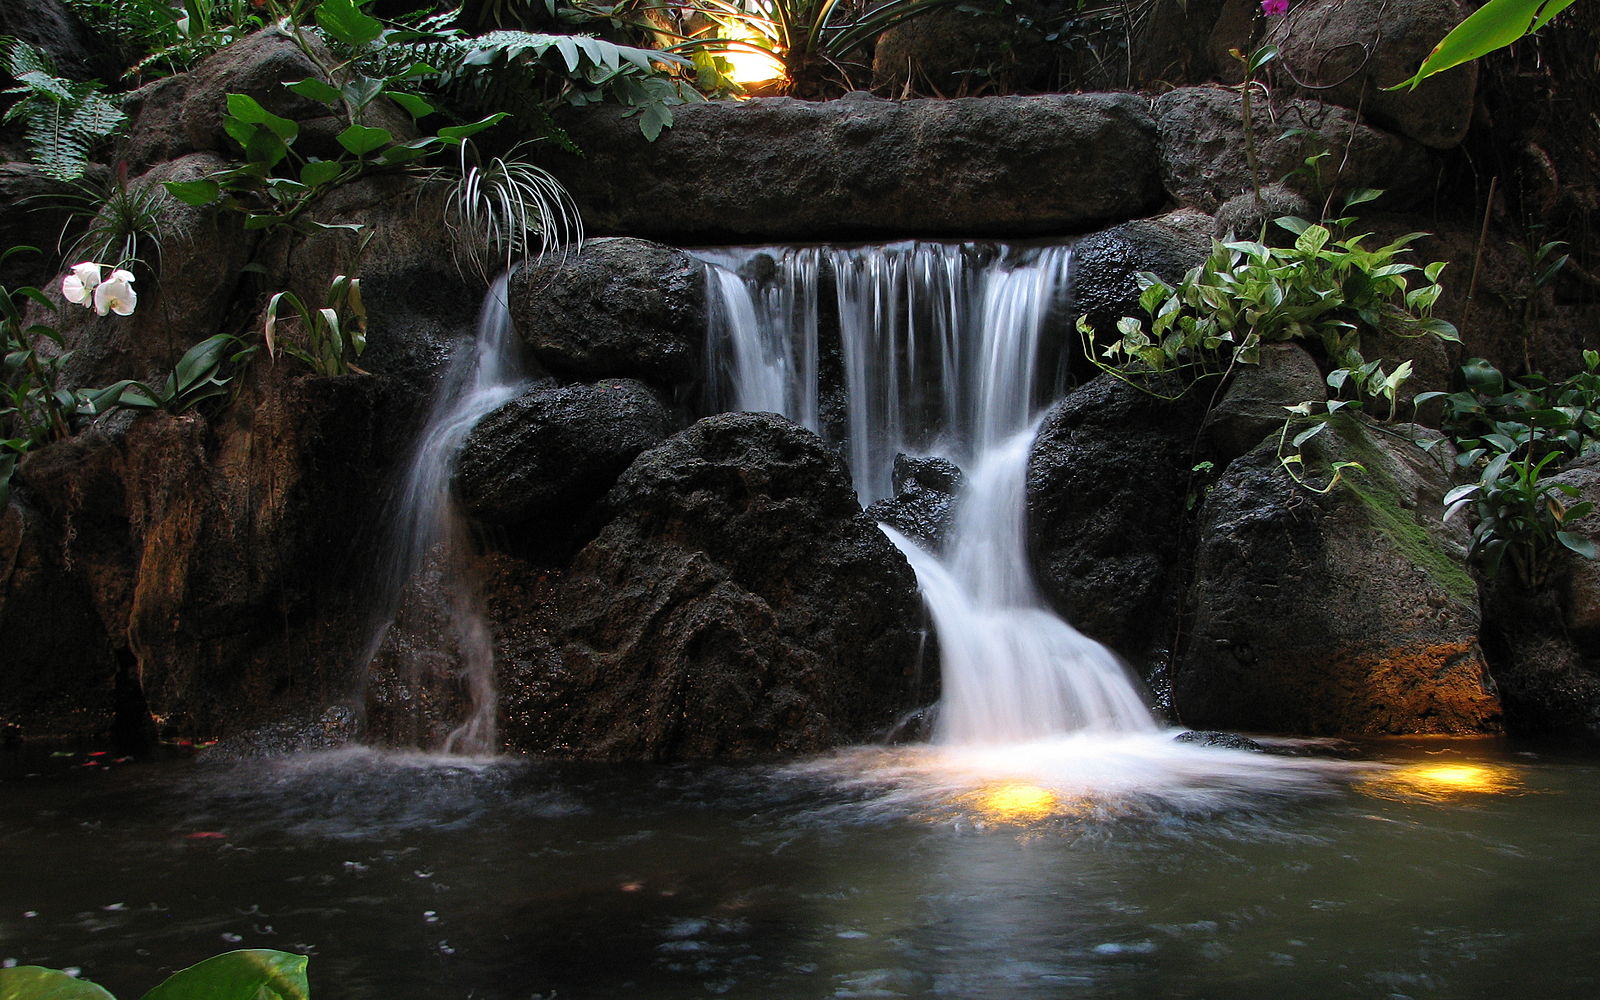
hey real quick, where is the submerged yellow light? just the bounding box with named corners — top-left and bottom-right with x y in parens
top-left (969, 782), bottom-right (1060, 823)
top-left (1356, 761), bottom-right (1520, 803)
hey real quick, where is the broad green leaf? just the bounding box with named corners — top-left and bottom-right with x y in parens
top-left (315, 0), bottom-right (384, 47)
top-left (163, 178), bottom-right (220, 206)
top-left (1557, 531), bottom-right (1599, 559)
top-left (225, 94), bottom-right (298, 142)
top-left (300, 160), bottom-right (343, 187)
top-left (1390, 0), bottom-right (1579, 90)
top-left (0, 966), bottom-right (117, 1000)
top-left (384, 91), bottom-right (434, 118)
top-left (1294, 225), bottom-right (1330, 256)
top-left (436, 113), bottom-right (509, 143)
top-left (140, 950), bottom-right (309, 1000)
top-left (336, 124), bottom-right (393, 156)
top-left (286, 77), bottom-right (342, 104)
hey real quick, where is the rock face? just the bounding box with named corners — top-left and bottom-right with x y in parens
top-left (1063, 211), bottom-right (1213, 340)
top-left (1202, 342), bottom-right (1328, 463)
top-left (872, 7), bottom-right (1054, 95)
top-left (497, 413), bottom-right (930, 760)
top-left (1155, 87), bottom-right (1430, 213)
top-left (1267, 0), bottom-right (1478, 150)
top-left (456, 378), bottom-right (671, 528)
top-left (863, 455), bottom-right (963, 552)
top-left (1174, 416), bottom-right (1502, 735)
top-left (1027, 377), bottom-right (1210, 674)
top-left (543, 93), bottom-right (1164, 241)
top-left (510, 238), bottom-right (706, 387)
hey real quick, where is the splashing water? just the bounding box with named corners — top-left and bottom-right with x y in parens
top-left (359, 276), bottom-right (522, 755)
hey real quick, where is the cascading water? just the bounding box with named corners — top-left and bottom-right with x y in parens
top-left (359, 275), bottom-right (521, 755)
top-left (698, 242), bottom-right (1156, 745)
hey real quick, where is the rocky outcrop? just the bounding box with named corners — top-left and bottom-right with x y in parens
top-left (510, 237), bottom-right (706, 387)
top-left (1027, 376), bottom-right (1210, 675)
top-left (456, 378), bottom-right (671, 529)
top-left (543, 93), bottom-right (1164, 241)
top-left (1062, 210), bottom-right (1213, 339)
top-left (1155, 87), bottom-right (1431, 213)
top-left (872, 7), bottom-right (1054, 95)
top-left (1266, 0), bottom-right (1478, 150)
top-left (863, 454), bottom-right (963, 552)
top-left (495, 412), bottom-right (930, 760)
top-left (1174, 415), bottom-right (1502, 735)
top-left (0, 0), bottom-right (119, 84)
top-left (1202, 342), bottom-right (1328, 462)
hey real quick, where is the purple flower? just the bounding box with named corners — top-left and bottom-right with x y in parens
top-left (1262, 0), bottom-right (1289, 15)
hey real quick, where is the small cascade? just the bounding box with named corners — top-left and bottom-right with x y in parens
top-left (699, 242), bottom-right (1157, 744)
top-left (359, 275), bottom-right (522, 755)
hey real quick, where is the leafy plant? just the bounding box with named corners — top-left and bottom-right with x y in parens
top-left (1392, 0), bottom-right (1581, 90)
top-left (438, 140), bottom-right (585, 284)
top-left (1082, 212), bottom-right (1458, 393)
top-left (1421, 353), bottom-right (1600, 584)
top-left (100, 334), bottom-right (256, 414)
top-left (58, 167), bottom-right (171, 276)
top-left (1, 38), bottom-right (127, 181)
top-left (0, 948), bottom-right (310, 1000)
top-left (263, 273), bottom-right (369, 376)
top-left (66, 0), bottom-right (270, 80)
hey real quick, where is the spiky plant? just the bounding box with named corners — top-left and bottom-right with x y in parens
top-left (59, 170), bottom-right (170, 276)
top-left (437, 141), bottom-right (584, 286)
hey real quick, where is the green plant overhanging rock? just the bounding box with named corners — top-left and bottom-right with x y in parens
top-left (1393, 0), bottom-right (1582, 90)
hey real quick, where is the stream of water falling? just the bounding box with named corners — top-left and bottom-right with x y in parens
top-left (698, 242), bottom-right (1157, 745)
top-left (357, 275), bottom-right (519, 755)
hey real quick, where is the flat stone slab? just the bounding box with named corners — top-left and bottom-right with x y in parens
top-left (543, 92), bottom-right (1164, 242)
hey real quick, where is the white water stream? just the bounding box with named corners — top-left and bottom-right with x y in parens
top-left (359, 275), bottom-right (520, 755)
top-left (700, 242), bottom-right (1157, 745)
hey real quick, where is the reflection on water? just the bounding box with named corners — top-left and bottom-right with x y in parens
top-left (2, 741), bottom-right (1597, 1000)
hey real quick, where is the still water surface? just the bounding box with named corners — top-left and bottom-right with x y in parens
top-left (3, 739), bottom-right (1597, 999)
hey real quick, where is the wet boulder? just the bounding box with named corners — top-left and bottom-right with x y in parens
top-left (863, 454), bottom-right (963, 552)
top-left (1027, 375), bottom-right (1209, 675)
top-left (498, 412), bottom-right (930, 760)
top-left (456, 378), bottom-right (671, 528)
top-left (509, 237), bottom-right (706, 387)
top-left (1174, 415), bottom-right (1502, 736)
top-left (1201, 341), bottom-right (1328, 463)
top-left (1062, 210), bottom-right (1213, 341)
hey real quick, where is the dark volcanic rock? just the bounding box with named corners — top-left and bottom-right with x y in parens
top-left (1174, 416), bottom-right (1501, 736)
top-left (1202, 342), bottom-right (1328, 462)
top-left (543, 93), bottom-right (1163, 242)
top-left (1064, 211), bottom-right (1213, 338)
top-left (863, 455), bottom-right (963, 553)
top-left (1267, 0), bottom-right (1478, 150)
top-left (0, 0), bottom-right (118, 83)
top-left (1027, 376), bottom-right (1209, 672)
top-left (499, 412), bottom-right (929, 760)
top-left (1155, 87), bottom-right (1431, 213)
top-left (457, 378), bottom-right (671, 527)
top-left (510, 238), bottom-right (705, 386)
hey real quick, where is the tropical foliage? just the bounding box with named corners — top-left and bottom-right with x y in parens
top-left (0, 948), bottom-right (310, 1000)
top-left (1393, 0), bottom-right (1582, 89)
top-left (1, 38), bottom-right (126, 181)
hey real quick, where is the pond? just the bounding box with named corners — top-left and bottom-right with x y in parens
top-left (3, 736), bottom-right (1597, 999)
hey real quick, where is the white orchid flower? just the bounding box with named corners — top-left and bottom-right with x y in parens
top-left (93, 269), bottom-right (137, 316)
top-left (62, 261), bottom-right (102, 307)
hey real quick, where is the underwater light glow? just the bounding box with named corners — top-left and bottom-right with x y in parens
top-left (968, 781), bottom-right (1062, 823)
top-left (1356, 761), bottom-right (1521, 803)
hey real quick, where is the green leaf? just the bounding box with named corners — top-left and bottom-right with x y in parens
top-left (1294, 225), bottom-right (1331, 256)
top-left (315, 0), bottom-right (384, 48)
top-left (0, 966), bottom-right (118, 1000)
top-left (436, 113), bottom-right (509, 143)
top-left (385, 91), bottom-right (434, 118)
top-left (1557, 531), bottom-right (1599, 559)
top-left (140, 950), bottom-right (308, 1000)
top-left (300, 160), bottom-right (343, 187)
top-left (164, 178), bottom-right (221, 206)
top-left (225, 94), bottom-right (298, 143)
top-left (286, 77), bottom-right (342, 104)
top-left (1390, 0), bottom-right (1578, 90)
top-left (336, 124), bottom-right (393, 156)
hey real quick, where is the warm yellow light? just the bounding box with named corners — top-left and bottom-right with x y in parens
top-left (969, 782), bottom-right (1060, 823)
top-left (721, 45), bottom-right (786, 86)
top-left (1356, 762), bottom-right (1520, 803)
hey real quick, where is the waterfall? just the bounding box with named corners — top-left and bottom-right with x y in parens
top-left (359, 275), bottom-right (522, 755)
top-left (699, 242), bottom-right (1158, 744)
